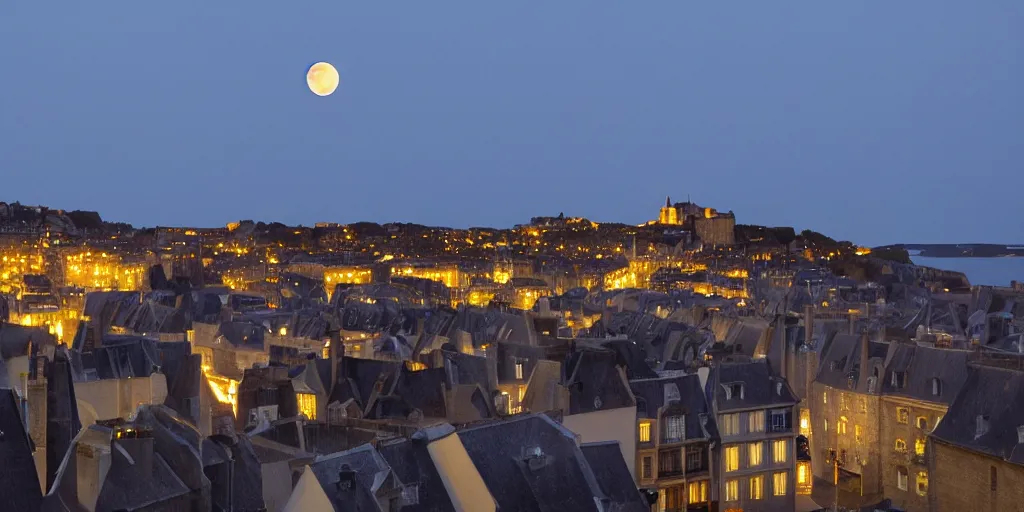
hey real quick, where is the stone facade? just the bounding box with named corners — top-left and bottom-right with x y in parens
top-left (878, 396), bottom-right (946, 511)
top-left (809, 383), bottom-right (883, 497)
top-left (928, 439), bottom-right (1024, 512)
top-left (695, 215), bottom-right (736, 246)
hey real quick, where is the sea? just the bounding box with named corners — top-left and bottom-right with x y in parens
top-left (911, 256), bottom-right (1024, 287)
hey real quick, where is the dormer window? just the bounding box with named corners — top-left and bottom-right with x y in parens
top-left (931, 378), bottom-right (942, 397)
top-left (776, 382), bottom-right (783, 396)
top-left (723, 383), bottom-right (744, 400)
top-left (514, 361), bottom-right (524, 380)
top-left (664, 415), bottom-right (685, 442)
top-left (976, 415), bottom-right (990, 439)
top-left (1017, 426), bottom-right (1024, 444)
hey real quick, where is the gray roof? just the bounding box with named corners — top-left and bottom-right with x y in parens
top-left (880, 345), bottom-right (970, 405)
top-left (930, 365), bottom-right (1024, 466)
top-left (377, 437), bottom-right (456, 512)
top-left (564, 347), bottom-right (636, 415)
top-left (458, 413), bottom-right (608, 512)
top-left (630, 373), bottom-right (720, 440)
top-left (579, 442), bottom-right (650, 512)
top-left (0, 388), bottom-right (43, 512)
top-left (711, 360), bottom-right (798, 411)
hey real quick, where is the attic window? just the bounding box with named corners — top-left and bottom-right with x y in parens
top-left (891, 371), bottom-right (907, 389)
top-left (776, 382), bottom-right (783, 396)
top-left (514, 361), bottom-right (524, 380)
top-left (1018, 426), bottom-right (1024, 445)
top-left (724, 383), bottom-right (744, 400)
top-left (976, 415), bottom-right (991, 439)
top-left (931, 378), bottom-right (942, 397)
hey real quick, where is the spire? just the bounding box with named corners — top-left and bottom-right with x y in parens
top-left (665, 196), bottom-right (671, 208)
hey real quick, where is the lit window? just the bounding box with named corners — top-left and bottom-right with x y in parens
top-left (514, 361), bottom-right (524, 380)
top-left (639, 421), bottom-right (651, 443)
top-left (773, 439), bottom-right (788, 463)
top-left (838, 416), bottom-right (848, 435)
top-left (725, 479), bottom-right (739, 501)
top-left (895, 439), bottom-right (907, 453)
top-left (855, 425), bottom-right (863, 444)
top-left (725, 446), bottom-right (740, 472)
top-left (915, 439), bottom-right (926, 457)
top-left (916, 471), bottom-right (928, 496)
top-left (799, 409), bottom-right (811, 436)
top-left (798, 463), bottom-right (809, 485)
top-left (860, 398), bottom-right (867, 413)
top-left (748, 410), bottom-right (766, 433)
top-left (824, 419), bottom-right (829, 432)
top-left (773, 472), bottom-right (788, 496)
top-left (749, 475), bottom-right (764, 500)
top-left (823, 392), bottom-right (827, 405)
top-left (896, 407), bottom-right (909, 424)
top-left (296, 393), bottom-right (317, 420)
top-left (897, 467), bottom-right (908, 491)
top-left (748, 442), bottom-right (763, 466)
top-left (688, 480), bottom-right (708, 504)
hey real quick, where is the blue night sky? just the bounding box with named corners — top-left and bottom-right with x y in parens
top-left (2, 2), bottom-right (1021, 246)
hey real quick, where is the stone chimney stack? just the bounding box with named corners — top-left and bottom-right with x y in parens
top-left (858, 330), bottom-right (870, 390)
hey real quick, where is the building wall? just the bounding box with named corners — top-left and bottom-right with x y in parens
top-left (694, 216), bottom-right (735, 246)
top-left (808, 383), bottom-right (883, 497)
top-left (563, 406), bottom-right (637, 479)
top-left (718, 407), bottom-right (797, 512)
top-left (879, 397), bottom-right (946, 511)
top-left (929, 440), bottom-right (1024, 512)
top-left (75, 374), bottom-right (168, 425)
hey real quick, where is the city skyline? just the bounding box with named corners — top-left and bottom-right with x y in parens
top-left (3, 1), bottom-right (1022, 247)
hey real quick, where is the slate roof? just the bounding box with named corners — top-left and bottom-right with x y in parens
top-left (880, 344), bottom-right (970, 405)
top-left (563, 346), bottom-right (636, 415)
top-left (309, 444), bottom-right (396, 500)
top-left (710, 360), bottom-right (798, 412)
top-left (377, 438), bottom-right (456, 512)
top-left (930, 365), bottom-right (1024, 466)
top-left (0, 322), bottom-right (55, 359)
top-left (579, 441), bottom-right (650, 512)
top-left (0, 388), bottom-right (43, 512)
top-left (91, 335), bottom-right (163, 379)
top-left (630, 373), bottom-right (719, 440)
top-left (458, 413), bottom-right (607, 512)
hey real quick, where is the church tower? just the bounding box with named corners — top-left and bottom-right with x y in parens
top-left (659, 196), bottom-right (680, 225)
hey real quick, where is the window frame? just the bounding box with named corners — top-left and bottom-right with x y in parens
top-left (772, 439), bottom-right (789, 464)
top-left (749, 475), bottom-right (764, 500)
top-left (773, 471), bottom-right (788, 496)
top-left (725, 446), bottom-right (740, 472)
top-left (748, 442), bottom-right (763, 467)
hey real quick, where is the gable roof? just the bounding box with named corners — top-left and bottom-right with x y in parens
top-left (630, 373), bottom-right (719, 440)
top-left (930, 365), bottom-right (1024, 466)
top-left (711, 360), bottom-right (798, 411)
top-left (880, 345), bottom-right (970, 405)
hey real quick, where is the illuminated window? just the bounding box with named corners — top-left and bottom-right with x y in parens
top-left (824, 419), bottom-right (829, 432)
top-left (688, 481), bottom-right (708, 504)
top-left (296, 393), bottom-right (317, 420)
top-left (895, 439), bottom-right (907, 453)
top-left (639, 421), bottom-right (651, 443)
top-left (839, 393), bottom-right (848, 411)
top-left (514, 361), bottom-right (524, 380)
top-left (855, 425), bottom-right (863, 444)
top-left (897, 467), bottom-right (908, 491)
top-left (725, 479), bottom-right (739, 501)
top-left (916, 471), bottom-right (928, 496)
top-left (896, 407), bottom-right (909, 424)
top-left (799, 409), bottom-right (811, 436)
top-left (838, 416), bottom-right (848, 435)
top-left (725, 446), bottom-right (740, 472)
top-left (749, 475), bottom-right (764, 500)
top-left (748, 442), bottom-right (763, 466)
top-left (798, 463), bottom-right (809, 485)
top-left (773, 439), bottom-right (788, 463)
top-left (915, 439), bottom-right (926, 457)
top-left (823, 392), bottom-right (827, 405)
top-left (860, 398), bottom-right (867, 413)
top-left (748, 410), bottom-right (766, 433)
top-left (773, 472), bottom-right (788, 496)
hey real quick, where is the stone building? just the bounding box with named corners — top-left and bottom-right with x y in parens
top-left (708, 360), bottom-right (799, 512)
top-left (928, 365), bottom-right (1024, 512)
top-left (877, 344), bottom-right (969, 511)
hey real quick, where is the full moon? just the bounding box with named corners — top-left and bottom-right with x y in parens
top-left (306, 62), bottom-right (339, 97)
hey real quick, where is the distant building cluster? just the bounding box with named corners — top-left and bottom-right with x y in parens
top-left (0, 198), bottom-right (1021, 511)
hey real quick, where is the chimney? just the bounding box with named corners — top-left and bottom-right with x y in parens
top-left (848, 312), bottom-right (857, 335)
top-left (858, 330), bottom-right (870, 390)
top-left (329, 329), bottom-right (342, 392)
top-left (336, 464), bottom-right (357, 495)
top-left (803, 305), bottom-right (814, 346)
